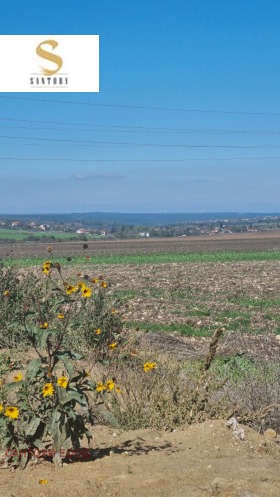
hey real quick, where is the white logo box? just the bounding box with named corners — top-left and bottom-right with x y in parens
top-left (0, 35), bottom-right (99, 92)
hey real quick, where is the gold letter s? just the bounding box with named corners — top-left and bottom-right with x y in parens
top-left (36, 39), bottom-right (63, 75)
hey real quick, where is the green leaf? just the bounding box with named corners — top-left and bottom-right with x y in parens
top-left (69, 373), bottom-right (83, 383)
top-left (56, 350), bottom-right (84, 361)
top-left (51, 409), bottom-right (67, 451)
top-left (64, 390), bottom-right (88, 407)
top-left (25, 358), bottom-right (44, 382)
top-left (19, 451), bottom-right (29, 469)
top-left (65, 409), bottom-right (76, 420)
top-left (96, 406), bottom-right (121, 428)
top-left (3, 381), bottom-right (21, 393)
top-left (86, 381), bottom-right (96, 391)
top-left (37, 329), bottom-right (57, 350)
top-left (0, 418), bottom-right (6, 428)
top-left (1, 436), bottom-right (12, 448)
top-left (25, 417), bottom-right (41, 437)
top-left (32, 439), bottom-right (45, 450)
top-left (55, 354), bottom-right (74, 378)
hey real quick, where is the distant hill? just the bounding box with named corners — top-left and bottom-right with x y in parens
top-left (1, 212), bottom-right (279, 227)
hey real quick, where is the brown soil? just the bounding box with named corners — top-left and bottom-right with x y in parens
top-left (0, 420), bottom-right (280, 497)
top-left (96, 259), bottom-right (280, 337)
top-left (2, 230), bottom-right (280, 258)
top-left (138, 330), bottom-right (280, 362)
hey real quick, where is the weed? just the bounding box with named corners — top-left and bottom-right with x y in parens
top-left (0, 253), bottom-right (123, 468)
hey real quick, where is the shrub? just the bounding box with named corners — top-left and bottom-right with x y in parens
top-left (90, 329), bottom-right (230, 430)
top-left (0, 254), bottom-right (123, 468)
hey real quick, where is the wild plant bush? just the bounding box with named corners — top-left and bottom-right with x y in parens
top-left (0, 252), bottom-right (123, 468)
top-left (90, 329), bottom-right (230, 430)
top-left (0, 257), bottom-right (122, 352)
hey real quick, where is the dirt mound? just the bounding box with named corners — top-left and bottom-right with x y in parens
top-left (0, 419), bottom-right (280, 497)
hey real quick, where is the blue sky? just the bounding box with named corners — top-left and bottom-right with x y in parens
top-left (1, 0), bottom-right (280, 213)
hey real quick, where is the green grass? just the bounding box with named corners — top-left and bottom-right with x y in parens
top-left (0, 229), bottom-right (76, 241)
top-left (183, 355), bottom-right (259, 382)
top-left (3, 250), bottom-right (280, 267)
top-left (218, 309), bottom-right (251, 319)
top-left (232, 297), bottom-right (280, 308)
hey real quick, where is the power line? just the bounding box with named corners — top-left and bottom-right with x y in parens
top-left (1, 94), bottom-right (280, 116)
top-left (1, 155), bottom-right (280, 162)
top-left (0, 134), bottom-right (280, 148)
top-left (1, 119), bottom-right (280, 136)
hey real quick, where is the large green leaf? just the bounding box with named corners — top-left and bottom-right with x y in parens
top-left (51, 409), bottom-right (67, 451)
top-left (24, 417), bottom-right (41, 437)
top-left (55, 354), bottom-right (74, 378)
top-left (1, 436), bottom-right (12, 448)
top-left (25, 358), bottom-right (44, 382)
top-left (61, 390), bottom-right (88, 408)
top-left (32, 439), bottom-right (45, 449)
top-left (37, 329), bottom-right (57, 350)
top-left (96, 406), bottom-right (121, 428)
top-left (18, 390), bottom-right (28, 399)
top-left (3, 381), bottom-right (22, 393)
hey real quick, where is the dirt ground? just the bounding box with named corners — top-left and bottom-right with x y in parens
top-left (0, 420), bottom-right (280, 497)
top-left (2, 230), bottom-right (280, 258)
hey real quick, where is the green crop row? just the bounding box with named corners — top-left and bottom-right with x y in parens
top-left (2, 250), bottom-right (280, 267)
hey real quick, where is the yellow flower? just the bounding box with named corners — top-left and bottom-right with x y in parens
top-left (42, 383), bottom-right (54, 397)
top-left (91, 277), bottom-right (99, 284)
top-left (95, 328), bottom-right (101, 335)
top-left (64, 284), bottom-right (78, 295)
top-left (96, 382), bottom-right (106, 392)
top-left (3, 290), bottom-right (10, 297)
top-left (13, 373), bottom-right (23, 382)
top-left (108, 343), bottom-right (117, 350)
top-left (115, 386), bottom-right (122, 394)
top-left (143, 362), bottom-right (157, 372)
top-left (100, 281), bottom-right (107, 288)
top-left (81, 286), bottom-right (92, 298)
top-left (106, 379), bottom-right (115, 391)
top-left (4, 406), bottom-right (19, 419)
top-left (57, 313), bottom-right (65, 319)
top-left (39, 479), bottom-right (49, 485)
top-left (57, 376), bottom-right (68, 389)
top-left (0, 405), bottom-right (3, 413)
top-left (40, 322), bottom-right (48, 329)
top-left (111, 308), bottom-right (118, 314)
top-left (0, 380), bottom-right (3, 386)
top-left (42, 261), bottom-right (52, 274)
top-left (78, 281), bottom-right (86, 289)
